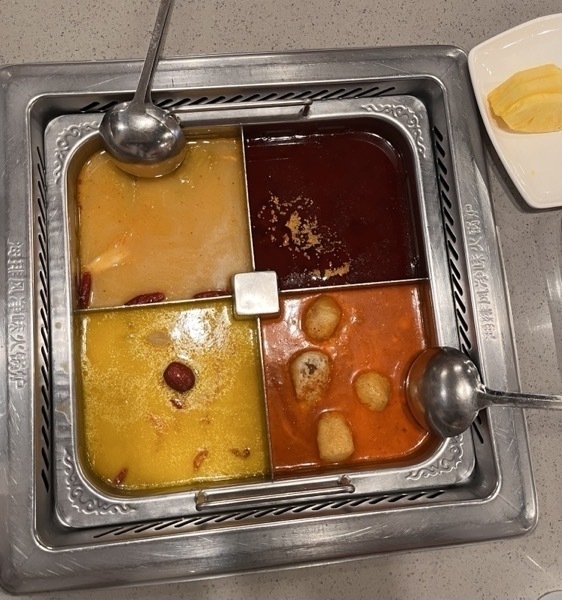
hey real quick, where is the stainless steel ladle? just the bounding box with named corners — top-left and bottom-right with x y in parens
top-left (99, 0), bottom-right (186, 177)
top-left (406, 346), bottom-right (562, 438)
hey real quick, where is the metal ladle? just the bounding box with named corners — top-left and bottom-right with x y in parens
top-left (99, 0), bottom-right (186, 177)
top-left (406, 346), bottom-right (562, 438)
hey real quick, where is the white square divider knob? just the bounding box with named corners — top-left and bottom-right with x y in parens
top-left (232, 271), bottom-right (280, 319)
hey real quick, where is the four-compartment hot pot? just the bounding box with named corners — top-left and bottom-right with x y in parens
top-left (0, 46), bottom-right (535, 594)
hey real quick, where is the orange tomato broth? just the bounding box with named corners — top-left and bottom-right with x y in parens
top-left (260, 282), bottom-right (438, 475)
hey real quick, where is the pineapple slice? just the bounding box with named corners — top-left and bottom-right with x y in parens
top-left (501, 92), bottom-right (562, 133)
top-left (488, 64), bottom-right (562, 133)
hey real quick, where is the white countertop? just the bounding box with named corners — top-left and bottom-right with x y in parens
top-left (1, 1), bottom-right (561, 598)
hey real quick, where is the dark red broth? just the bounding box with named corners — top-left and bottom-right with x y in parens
top-left (244, 119), bottom-right (426, 290)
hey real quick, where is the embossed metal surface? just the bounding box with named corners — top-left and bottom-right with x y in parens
top-left (0, 45), bottom-right (535, 594)
top-left (46, 96), bottom-right (475, 527)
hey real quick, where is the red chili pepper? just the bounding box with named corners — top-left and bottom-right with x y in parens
top-left (125, 292), bottom-right (165, 305)
top-left (78, 271), bottom-right (92, 309)
top-left (193, 290), bottom-right (230, 299)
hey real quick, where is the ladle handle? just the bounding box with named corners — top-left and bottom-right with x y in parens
top-left (132, 0), bottom-right (175, 106)
top-left (482, 387), bottom-right (562, 410)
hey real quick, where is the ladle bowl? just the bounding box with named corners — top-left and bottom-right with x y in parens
top-left (406, 346), bottom-right (562, 438)
top-left (99, 0), bottom-right (186, 177)
top-left (100, 101), bottom-right (186, 178)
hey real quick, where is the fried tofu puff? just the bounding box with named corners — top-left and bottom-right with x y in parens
top-left (317, 411), bottom-right (355, 462)
top-left (290, 350), bottom-right (331, 404)
top-left (353, 370), bottom-right (391, 412)
top-left (302, 295), bottom-right (342, 342)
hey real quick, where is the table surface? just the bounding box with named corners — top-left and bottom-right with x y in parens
top-left (1, 1), bottom-right (561, 598)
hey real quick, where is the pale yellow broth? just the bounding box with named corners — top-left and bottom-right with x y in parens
top-left (76, 136), bottom-right (251, 308)
top-left (79, 300), bottom-right (269, 490)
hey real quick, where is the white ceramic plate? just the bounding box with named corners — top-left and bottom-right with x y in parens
top-left (468, 13), bottom-right (562, 209)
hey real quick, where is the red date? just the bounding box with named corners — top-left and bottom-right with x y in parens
top-left (125, 292), bottom-right (165, 306)
top-left (112, 468), bottom-right (128, 486)
top-left (163, 361), bottom-right (195, 393)
top-left (78, 271), bottom-right (92, 309)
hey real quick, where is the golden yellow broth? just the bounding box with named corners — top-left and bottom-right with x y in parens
top-left (78, 300), bottom-right (269, 490)
top-left (76, 135), bottom-right (251, 308)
